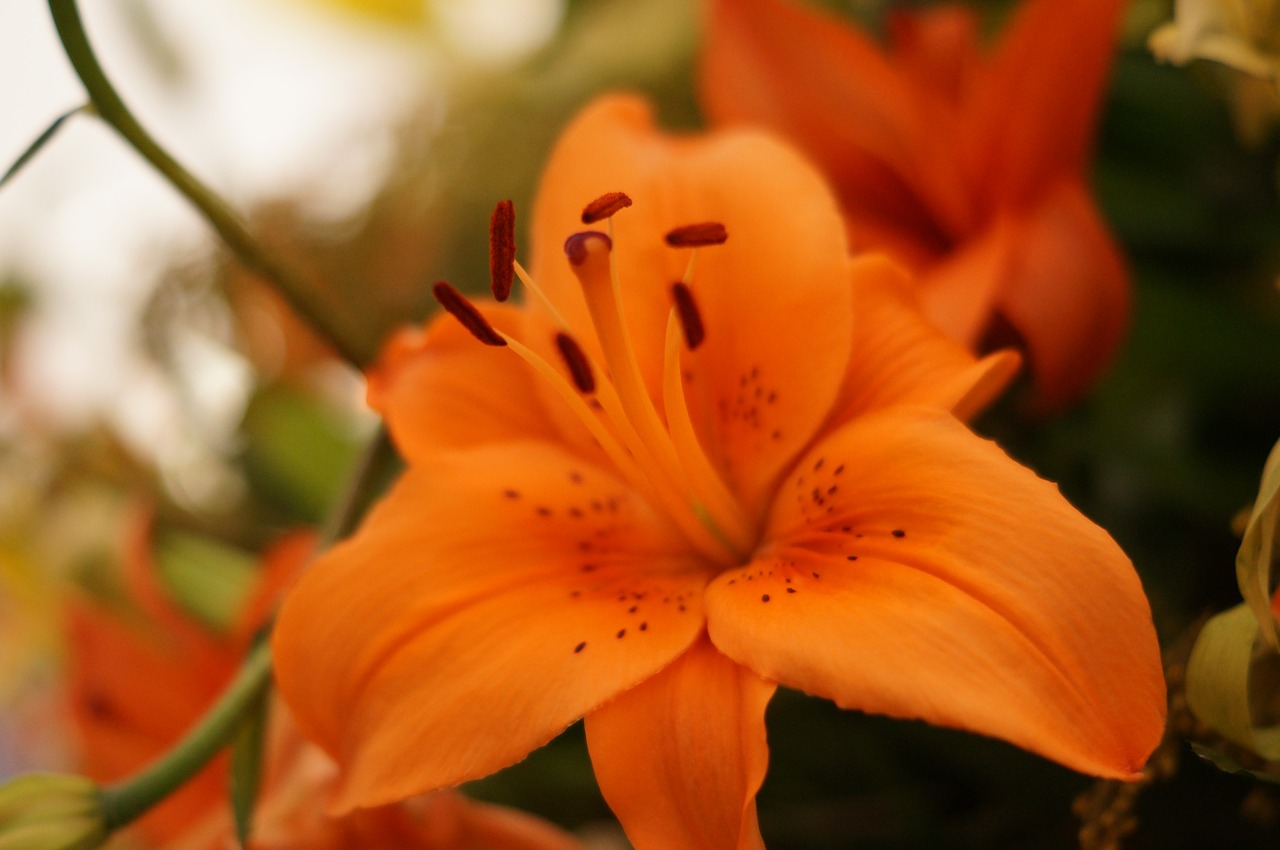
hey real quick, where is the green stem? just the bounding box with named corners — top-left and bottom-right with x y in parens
top-left (92, 427), bottom-right (394, 831)
top-left (99, 640), bottom-right (271, 829)
top-left (46, 0), bottom-right (376, 367)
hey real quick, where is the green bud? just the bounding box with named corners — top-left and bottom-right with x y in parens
top-left (0, 774), bottom-right (109, 850)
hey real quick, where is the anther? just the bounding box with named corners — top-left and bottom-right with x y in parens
top-left (565, 230), bottom-right (612, 266)
top-left (489, 200), bottom-right (516, 302)
top-left (671, 282), bottom-right (706, 350)
top-left (665, 222), bottom-right (728, 247)
top-left (581, 192), bottom-right (633, 224)
top-left (554, 332), bottom-right (596, 394)
top-left (432, 282), bottom-right (506, 347)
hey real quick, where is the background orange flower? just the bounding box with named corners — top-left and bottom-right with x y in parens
top-left (702, 0), bottom-right (1131, 411)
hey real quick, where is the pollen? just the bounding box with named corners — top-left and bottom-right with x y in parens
top-left (432, 282), bottom-right (506, 347)
top-left (554, 332), bottom-right (596, 394)
top-left (671, 282), bottom-right (706, 350)
top-left (665, 222), bottom-right (728, 247)
top-left (581, 191), bottom-right (633, 223)
top-left (489, 200), bottom-right (516, 301)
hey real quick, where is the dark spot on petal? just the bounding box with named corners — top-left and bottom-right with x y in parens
top-left (761, 594), bottom-right (771, 603)
top-left (846, 555), bottom-right (858, 561)
top-left (834, 464), bottom-right (844, 475)
top-left (581, 564), bottom-right (597, 573)
top-left (536, 506), bottom-right (552, 517)
top-left (812, 572), bottom-right (821, 579)
top-left (628, 605), bottom-right (638, 613)
top-left (786, 587), bottom-right (797, 594)
top-left (616, 629), bottom-right (626, 639)
top-left (892, 529), bottom-right (906, 538)
top-left (503, 489), bottom-right (521, 499)
top-left (574, 642), bottom-right (587, 653)
top-left (640, 622), bottom-right (648, 631)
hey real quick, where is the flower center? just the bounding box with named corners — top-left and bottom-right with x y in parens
top-left (433, 195), bottom-right (756, 566)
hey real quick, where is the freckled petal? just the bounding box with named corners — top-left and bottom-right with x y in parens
top-left (367, 303), bottom-right (564, 462)
top-left (272, 442), bottom-right (710, 811)
top-left (705, 408), bottom-right (1165, 779)
top-left (701, 0), bottom-right (975, 239)
top-left (529, 95), bottom-right (855, 516)
top-left (964, 0), bottom-right (1126, 207)
top-left (993, 180), bottom-right (1130, 412)
top-left (829, 254), bottom-right (1019, 427)
top-left (585, 637), bottom-right (772, 850)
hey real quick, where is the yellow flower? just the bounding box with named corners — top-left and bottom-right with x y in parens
top-left (1150, 0), bottom-right (1280, 142)
top-left (1150, 0), bottom-right (1280, 81)
top-left (0, 774), bottom-right (108, 850)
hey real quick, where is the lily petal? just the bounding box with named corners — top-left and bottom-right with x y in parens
top-left (272, 443), bottom-right (710, 811)
top-left (529, 95), bottom-right (855, 516)
top-left (701, 0), bottom-right (974, 241)
top-left (829, 253), bottom-right (1019, 427)
top-left (585, 636), bottom-right (772, 850)
top-left (705, 408), bottom-right (1165, 779)
top-left (368, 303), bottom-right (564, 463)
top-left (964, 0), bottom-right (1126, 208)
top-left (991, 179), bottom-right (1130, 412)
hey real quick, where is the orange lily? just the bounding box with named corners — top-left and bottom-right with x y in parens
top-left (272, 95), bottom-right (1166, 849)
top-left (701, 0), bottom-right (1131, 410)
top-left (67, 517), bottom-right (582, 850)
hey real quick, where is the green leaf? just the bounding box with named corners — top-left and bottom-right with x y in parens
top-left (152, 529), bottom-right (257, 633)
top-left (0, 104), bottom-right (91, 190)
top-left (1186, 602), bottom-right (1280, 761)
top-left (1239, 437), bottom-right (1280, 650)
top-left (229, 691), bottom-right (269, 848)
top-left (241, 386), bottom-right (361, 524)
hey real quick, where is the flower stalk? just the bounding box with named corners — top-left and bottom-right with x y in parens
top-left (97, 640), bottom-right (272, 830)
top-left (45, 0), bottom-right (376, 367)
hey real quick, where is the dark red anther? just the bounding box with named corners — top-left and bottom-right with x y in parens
top-left (432, 282), bottom-right (506, 347)
top-left (555, 332), bottom-right (596, 394)
top-left (665, 222), bottom-right (728, 247)
top-left (671, 282), bottom-right (706, 350)
top-left (581, 192), bottom-right (633, 224)
top-left (489, 199), bottom-right (515, 302)
top-left (564, 230), bottom-right (612, 266)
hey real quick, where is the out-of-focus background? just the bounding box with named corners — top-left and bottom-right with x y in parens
top-left (3, 0), bottom-right (1280, 847)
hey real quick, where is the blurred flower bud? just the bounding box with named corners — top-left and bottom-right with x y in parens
top-left (0, 774), bottom-right (109, 850)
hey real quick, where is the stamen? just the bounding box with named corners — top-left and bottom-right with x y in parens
top-left (489, 200), bottom-right (516, 302)
top-left (662, 310), bottom-right (754, 553)
top-left (513, 261), bottom-right (571, 331)
top-left (555, 332), bottom-right (596, 394)
top-left (670, 282), bottom-right (706, 350)
top-left (501, 331), bottom-right (733, 565)
top-left (432, 282), bottom-right (506, 347)
top-left (581, 191), bottom-right (633, 224)
top-left (665, 222), bottom-right (728, 247)
top-left (563, 228), bottom-right (745, 563)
